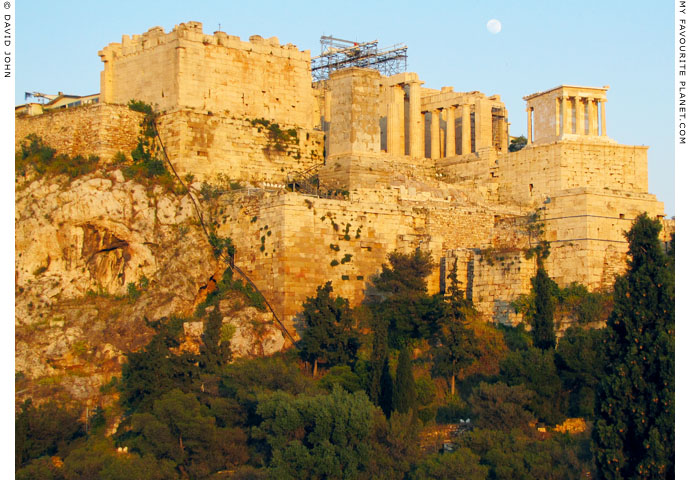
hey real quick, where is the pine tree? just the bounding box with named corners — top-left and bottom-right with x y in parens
top-left (593, 214), bottom-right (674, 479)
top-left (299, 282), bottom-right (359, 376)
top-left (392, 346), bottom-right (416, 414)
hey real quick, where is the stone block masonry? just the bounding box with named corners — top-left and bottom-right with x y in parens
top-left (99, 22), bottom-right (314, 129)
top-left (156, 110), bottom-right (325, 184)
top-left (218, 192), bottom-right (431, 334)
top-left (214, 187), bottom-right (531, 334)
top-left (15, 104), bottom-right (143, 161)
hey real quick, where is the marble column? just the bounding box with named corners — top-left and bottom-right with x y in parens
top-left (387, 85), bottom-right (404, 154)
top-left (431, 109), bottom-right (440, 159)
top-left (600, 99), bottom-right (607, 136)
top-left (562, 96), bottom-right (571, 136)
top-left (445, 106), bottom-right (456, 157)
top-left (527, 107), bottom-right (533, 145)
top-left (575, 96), bottom-right (584, 135)
top-left (586, 98), bottom-right (594, 135)
top-left (408, 81), bottom-right (423, 158)
top-left (461, 103), bottom-right (471, 155)
top-left (555, 97), bottom-right (560, 137)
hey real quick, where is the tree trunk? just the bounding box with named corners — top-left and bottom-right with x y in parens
top-left (451, 375), bottom-right (456, 397)
top-left (313, 360), bottom-right (318, 377)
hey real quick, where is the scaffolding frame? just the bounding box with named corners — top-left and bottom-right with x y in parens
top-left (311, 35), bottom-right (407, 82)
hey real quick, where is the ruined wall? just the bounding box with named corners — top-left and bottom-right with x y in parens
top-left (100, 22), bottom-right (314, 128)
top-left (156, 110), bottom-right (324, 184)
top-left (15, 104), bottom-right (142, 161)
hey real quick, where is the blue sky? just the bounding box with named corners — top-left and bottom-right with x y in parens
top-left (14, 0), bottom-right (675, 215)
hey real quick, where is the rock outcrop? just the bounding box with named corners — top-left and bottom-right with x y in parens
top-left (15, 169), bottom-right (286, 407)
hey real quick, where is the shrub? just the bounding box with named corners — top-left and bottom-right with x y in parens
top-left (16, 134), bottom-right (101, 178)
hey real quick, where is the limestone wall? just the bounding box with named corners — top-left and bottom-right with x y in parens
top-left (15, 104), bottom-right (142, 161)
top-left (542, 188), bottom-right (666, 288)
top-left (218, 192), bottom-right (432, 333)
top-left (320, 153), bottom-right (434, 191)
top-left (470, 249), bottom-right (537, 325)
top-left (100, 22), bottom-right (314, 128)
top-left (215, 188), bottom-right (528, 332)
top-left (156, 110), bottom-right (324, 184)
top-left (328, 68), bottom-right (382, 156)
top-left (497, 141), bottom-right (649, 206)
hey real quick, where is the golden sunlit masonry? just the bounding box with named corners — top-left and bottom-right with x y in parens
top-left (15, 22), bottom-right (673, 334)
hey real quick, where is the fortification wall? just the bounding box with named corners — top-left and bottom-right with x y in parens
top-left (218, 192), bottom-right (432, 333)
top-left (320, 153), bottom-right (435, 190)
top-left (216, 189), bottom-right (531, 333)
top-left (542, 188), bottom-right (666, 288)
top-left (15, 104), bottom-right (142, 161)
top-left (497, 141), bottom-right (649, 206)
top-left (156, 110), bottom-right (324, 184)
top-left (471, 249), bottom-right (537, 325)
top-left (100, 22), bottom-right (314, 128)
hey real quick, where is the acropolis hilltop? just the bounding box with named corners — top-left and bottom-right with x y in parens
top-left (15, 21), bottom-right (673, 334)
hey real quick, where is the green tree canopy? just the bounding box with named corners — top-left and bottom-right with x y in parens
top-left (555, 326), bottom-right (606, 418)
top-left (15, 399), bottom-right (85, 469)
top-left (119, 316), bottom-right (199, 413)
top-left (298, 282), bottom-right (360, 376)
top-left (123, 389), bottom-right (248, 478)
top-left (499, 347), bottom-right (566, 425)
top-left (409, 447), bottom-right (488, 480)
top-left (368, 249), bottom-right (444, 347)
top-left (255, 386), bottom-right (378, 479)
top-left (593, 214), bottom-right (674, 479)
top-left (469, 382), bottom-right (536, 431)
top-left (508, 135), bottom-right (527, 152)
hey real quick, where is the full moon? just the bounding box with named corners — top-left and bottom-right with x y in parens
top-left (486, 19), bottom-right (502, 34)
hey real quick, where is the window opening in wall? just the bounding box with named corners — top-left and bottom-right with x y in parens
top-left (529, 184), bottom-right (533, 195)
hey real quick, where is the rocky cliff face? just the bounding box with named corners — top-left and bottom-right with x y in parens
top-left (15, 170), bottom-right (285, 407)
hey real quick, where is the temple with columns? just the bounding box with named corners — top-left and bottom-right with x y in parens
top-left (524, 85), bottom-right (610, 145)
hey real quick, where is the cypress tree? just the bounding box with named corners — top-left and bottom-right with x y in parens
top-left (380, 356), bottom-right (394, 418)
top-left (199, 307), bottom-right (231, 374)
top-left (593, 214), bottom-right (674, 479)
top-left (369, 318), bottom-right (390, 406)
top-left (392, 346), bottom-right (416, 414)
top-left (530, 264), bottom-right (556, 350)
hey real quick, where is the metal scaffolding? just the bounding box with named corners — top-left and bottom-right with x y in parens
top-left (311, 35), bottom-right (407, 82)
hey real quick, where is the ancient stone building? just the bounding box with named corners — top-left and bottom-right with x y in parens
top-left (15, 21), bottom-right (673, 332)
